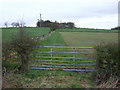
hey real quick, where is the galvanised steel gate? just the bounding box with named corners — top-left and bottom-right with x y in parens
top-left (31, 46), bottom-right (95, 72)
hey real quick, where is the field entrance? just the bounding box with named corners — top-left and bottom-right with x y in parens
top-left (30, 31), bottom-right (118, 72)
top-left (31, 46), bottom-right (95, 72)
top-left (2, 28), bottom-right (118, 88)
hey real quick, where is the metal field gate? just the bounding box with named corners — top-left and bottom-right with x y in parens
top-left (30, 46), bottom-right (96, 72)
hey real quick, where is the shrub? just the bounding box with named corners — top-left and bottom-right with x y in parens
top-left (2, 41), bottom-right (13, 61)
top-left (93, 42), bottom-right (120, 84)
top-left (11, 27), bottom-right (39, 72)
top-left (2, 60), bottom-right (20, 71)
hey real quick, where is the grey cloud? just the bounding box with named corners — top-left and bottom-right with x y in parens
top-left (0, 0), bottom-right (118, 28)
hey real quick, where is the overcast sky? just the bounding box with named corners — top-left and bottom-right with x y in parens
top-left (0, 0), bottom-right (119, 29)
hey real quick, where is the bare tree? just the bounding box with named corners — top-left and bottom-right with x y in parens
top-left (19, 21), bottom-right (25, 27)
top-left (11, 22), bottom-right (19, 27)
top-left (11, 22), bottom-right (15, 27)
top-left (4, 22), bottom-right (8, 27)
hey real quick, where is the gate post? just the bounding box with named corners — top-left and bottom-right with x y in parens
top-left (73, 48), bottom-right (76, 70)
top-left (50, 48), bottom-right (53, 63)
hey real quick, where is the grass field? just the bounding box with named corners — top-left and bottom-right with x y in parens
top-left (57, 28), bottom-right (118, 33)
top-left (2, 27), bottom-right (118, 88)
top-left (33, 31), bottom-right (118, 69)
top-left (32, 32), bottom-right (95, 72)
top-left (2, 27), bottom-right (50, 41)
top-left (60, 32), bottom-right (118, 47)
top-left (33, 31), bottom-right (118, 65)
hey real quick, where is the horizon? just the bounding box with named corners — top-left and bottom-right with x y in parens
top-left (0, 0), bottom-right (119, 29)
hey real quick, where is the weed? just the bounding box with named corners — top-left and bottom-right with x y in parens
top-left (69, 83), bottom-right (83, 88)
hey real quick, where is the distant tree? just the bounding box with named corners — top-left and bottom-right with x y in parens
top-left (59, 23), bottom-right (67, 28)
top-left (36, 20), bottom-right (40, 27)
top-left (15, 22), bottom-right (20, 27)
top-left (19, 21), bottom-right (25, 27)
top-left (36, 19), bottom-right (74, 29)
top-left (36, 19), bottom-right (45, 27)
top-left (49, 22), bottom-right (60, 31)
top-left (36, 20), bottom-right (47, 27)
top-left (111, 26), bottom-right (120, 30)
top-left (11, 22), bottom-right (15, 27)
top-left (59, 22), bottom-right (75, 28)
top-left (67, 22), bottom-right (75, 28)
top-left (11, 22), bottom-right (19, 27)
top-left (4, 22), bottom-right (8, 27)
top-left (44, 20), bottom-right (52, 27)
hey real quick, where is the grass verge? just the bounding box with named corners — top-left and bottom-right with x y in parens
top-left (4, 70), bottom-right (96, 88)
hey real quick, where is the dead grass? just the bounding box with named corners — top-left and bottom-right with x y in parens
top-left (97, 77), bottom-right (120, 88)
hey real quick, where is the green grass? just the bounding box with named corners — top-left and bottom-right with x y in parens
top-left (3, 60), bottom-right (20, 71)
top-left (25, 27), bottom-right (50, 37)
top-left (35, 31), bottom-right (93, 59)
top-left (60, 32), bottom-right (118, 47)
top-left (41, 32), bottom-right (67, 46)
top-left (2, 27), bottom-right (50, 41)
top-left (2, 27), bottom-right (51, 71)
top-left (36, 32), bottom-right (71, 60)
top-left (57, 28), bottom-right (118, 33)
top-left (5, 70), bottom-right (95, 88)
top-left (32, 32), bottom-right (95, 70)
top-left (32, 31), bottom-right (117, 67)
top-left (33, 32), bottom-right (75, 64)
top-left (2, 27), bottom-right (118, 88)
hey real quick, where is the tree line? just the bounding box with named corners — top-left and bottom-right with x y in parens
top-left (36, 20), bottom-right (75, 29)
top-left (4, 21), bottom-right (25, 27)
top-left (111, 26), bottom-right (120, 30)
